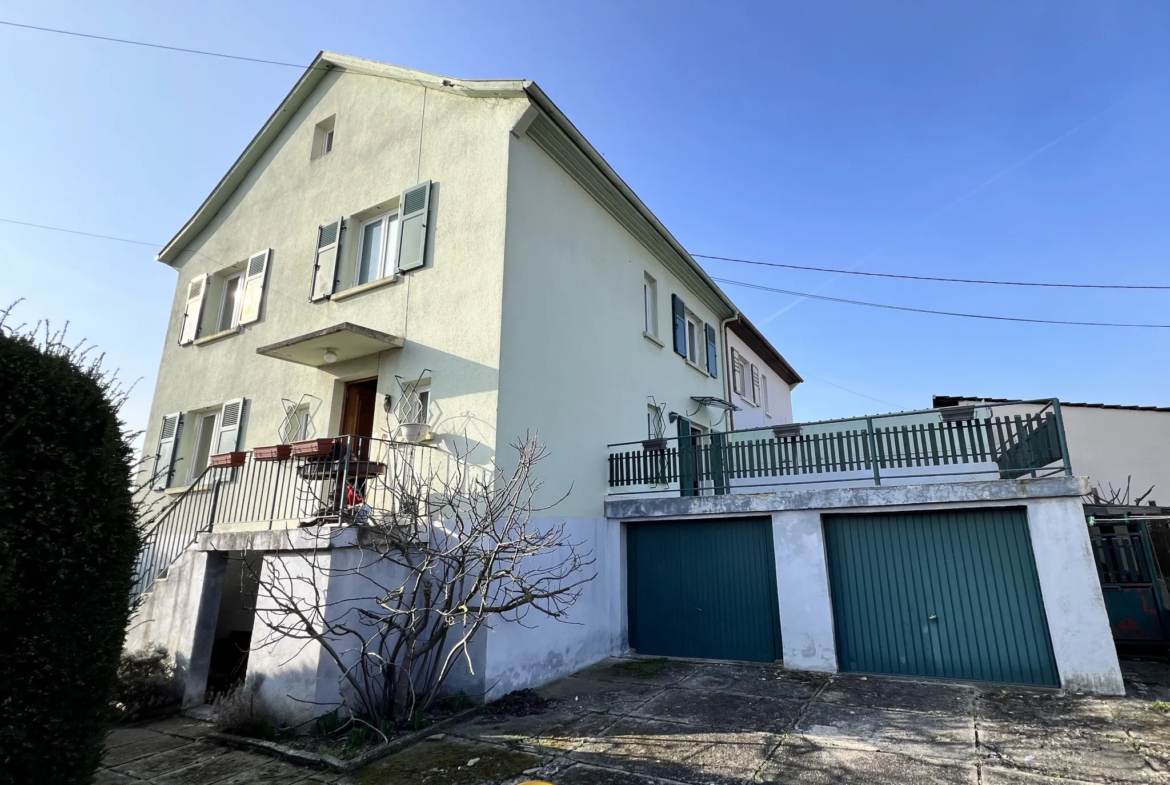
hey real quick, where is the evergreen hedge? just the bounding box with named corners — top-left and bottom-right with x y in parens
top-left (0, 324), bottom-right (141, 784)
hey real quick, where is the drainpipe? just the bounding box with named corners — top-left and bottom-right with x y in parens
top-left (721, 314), bottom-right (739, 432)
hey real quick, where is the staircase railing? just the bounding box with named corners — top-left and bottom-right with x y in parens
top-left (132, 466), bottom-right (219, 601)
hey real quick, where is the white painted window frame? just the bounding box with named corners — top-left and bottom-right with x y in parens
top-left (685, 311), bottom-right (701, 366)
top-left (216, 272), bottom-right (244, 333)
top-left (354, 211), bottom-right (400, 286)
top-left (643, 273), bottom-right (658, 337)
top-left (321, 127), bottom-right (334, 156)
top-left (188, 410), bottom-right (220, 483)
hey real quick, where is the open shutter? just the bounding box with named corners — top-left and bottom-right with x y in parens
top-left (153, 412), bottom-right (183, 490)
top-left (310, 219), bottom-right (343, 301)
top-left (214, 398), bottom-right (246, 455)
top-left (671, 295), bottom-right (686, 357)
top-left (677, 417), bottom-right (697, 497)
top-left (237, 249), bottom-right (270, 325)
top-left (731, 349), bottom-right (744, 395)
top-left (705, 323), bottom-right (718, 377)
top-left (178, 274), bottom-right (209, 345)
top-left (396, 181), bottom-right (431, 272)
top-left (751, 365), bottom-right (761, 405)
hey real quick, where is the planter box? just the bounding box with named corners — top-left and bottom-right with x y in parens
top-left (253, 444), bottom-right (293, 461)
top-left (642, 437), bottom-right (668, 451)
top-left (209, 451), bottom-right (246, 468)
top-left (291, 438), bottom-right (336, 458)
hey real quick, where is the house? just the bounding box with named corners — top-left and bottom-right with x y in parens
top-left (127, 51), bottom-right (795, 721)
top-left (725, 314), bottom-right (801, 430)
top-left (933, 396), bottom-right (1170, 504)
top-left (128, 52), bottom-right (1124, 724)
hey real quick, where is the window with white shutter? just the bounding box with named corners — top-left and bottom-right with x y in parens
top-left (214, 398), bottom-right (246, 455)
top-left (152, 412), bottom-right (183, 490)
top-left (237, 249), bottom-right (270, 324)
top-left (750, 364), bottom-right (761, 406)
top-left (179, 275), bottom-right (209, 345)
top-left (311, 219), bottom-right (343, 301)
top-left (396, 181), bottom-right (431, 272)
top-left (731, 349), bottom-right (746, 395)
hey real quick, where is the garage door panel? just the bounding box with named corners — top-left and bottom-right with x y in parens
top-left (628, 518), bottom-right (780, 662)
top-left (826, 508), bottom-right (1058, 687)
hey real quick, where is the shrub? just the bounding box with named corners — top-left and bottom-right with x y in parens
top-left (113, 646), bottom-right (181, 722)
top-left (211, 678), bottom-right (284, 740)
top-left (0, 315), bottom-right (141, 785)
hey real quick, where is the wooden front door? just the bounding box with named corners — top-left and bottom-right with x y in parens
top-left (341, 379), bottom-right (378, 457)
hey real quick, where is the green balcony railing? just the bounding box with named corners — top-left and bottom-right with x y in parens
top-left (607, 398), bottom-right (1071, 497)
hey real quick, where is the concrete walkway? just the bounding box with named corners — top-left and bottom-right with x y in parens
top-left (101, 658), bottom-right (1170, 784)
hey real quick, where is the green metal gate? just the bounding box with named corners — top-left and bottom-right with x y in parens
top-left (627, 518), bottom-right (782, 662)
top-left (825, 508), bottom-right (1058, 686)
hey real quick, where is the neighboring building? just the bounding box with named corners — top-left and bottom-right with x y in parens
top-left (128, 51), bottom-right (796, 720)
top-left (726, 314), bottom-right (801, 430)
top-left (934, 396), bottom-right (1170, 505)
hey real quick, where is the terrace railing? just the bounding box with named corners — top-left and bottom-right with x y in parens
top-left (132, 435), bottom-right (482, 600)
top-left (607, 398), bottom-right (1071, 498)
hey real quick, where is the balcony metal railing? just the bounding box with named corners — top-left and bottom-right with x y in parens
top-left (607, 398), bottom-right (1071, 498)
top-left (132, 435), bottom-right (482, 600)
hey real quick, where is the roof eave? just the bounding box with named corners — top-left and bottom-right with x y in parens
top-left (728, 314), bottom-right (803, 386)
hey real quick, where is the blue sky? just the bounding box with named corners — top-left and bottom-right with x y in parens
top-left (1, 0), bottom-right (1168, 442)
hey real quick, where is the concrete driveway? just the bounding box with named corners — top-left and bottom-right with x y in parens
top-left (101, 658), bottom-right (1170, 784)
top-left (432, 657), bottom-right (1170, 784)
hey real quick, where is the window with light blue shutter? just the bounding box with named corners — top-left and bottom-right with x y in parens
top-left (153, 412), bottom-right (183, 490)
top-left (705, 323), bottom-right (718, 377)
top-left (396, 181), bottom-right (431, 272)
top-left (671, 294), bottom-right (686, 357)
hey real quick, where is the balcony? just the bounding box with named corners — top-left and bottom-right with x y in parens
top-left (133, 435), bottom-right (481, 599)
top-left (607, 398), bottom-right (1071, 499)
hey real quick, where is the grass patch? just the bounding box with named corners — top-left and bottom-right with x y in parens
top-left (1152, 700), bottom-right (1170, 714)
top-left (614, 657), bottom-right (671, 678)
top-left (357, 740), bottom-right (539, 785)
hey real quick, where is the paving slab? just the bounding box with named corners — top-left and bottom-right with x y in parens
top-left (758, 737), bottom-right (977, 784)
top-left (535, 674), bottom-right (665, 714)
top-left (146, 715), bottom-right (218, 739)
top-left (101, 732), bottom-right (193, 767)
top-left (797, 701), bottom-right (976, 763)
top-left (978, 723), bottom-right (1161, 784)
top-left (152, 749), bottom-right (271, 785)
top-left (546, 762), bottom-right (664, 784)
top-left (92, 770), bottom-right (138, 785)
top-left (981, 764), bottom-right (1121, 784)
top-left (571, 715), bottom-right (782, 785)
top-left (977, 689), bottom-right (1123, 734)
top-left (534, 710), bottom-right (625, 753)
top-left (631, 688), bottom-right (803, 733)
top-left (105, 726), bottom-right (165, 749)
top-left (818, 675), bottom-right (975, 716)
top-left (112, 741), bottom-right (224, 780)
top-left (449, 705), bottom-right (579, 746)
top-left (573, 657), bottom-right (700, 687)
top-left (1101, 698), bottom-right (1170, 747)
top-left (355, 737), bottom-right (540, 785)
top-left (676, 662), bottom-right (825, 701)
top-left (207, 757), bottom-right (325, 785)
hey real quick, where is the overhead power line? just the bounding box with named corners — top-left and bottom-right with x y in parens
top-left (712, 277), bottom-right (1170, 329)
top-left (694, 253), bottom-right (1170, 291)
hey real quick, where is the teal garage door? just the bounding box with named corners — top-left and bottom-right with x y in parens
top-left (627, 518), bottom-right (782, 662)
top-left (825, 508), bottom-right (1058, 686)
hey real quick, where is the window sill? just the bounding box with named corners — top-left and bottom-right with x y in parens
top-left (331, 274), bottom-right (402, 302)
top-left (686, 358), bottom-right (712, 377)
top-left (193, 327), bottom-right (242, 346)
top-left (643, 331), bottom-right (664, 348)
top-left (163, 482), bottom-right (216, 496)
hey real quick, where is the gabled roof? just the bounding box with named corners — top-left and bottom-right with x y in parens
top-left (933, 395), bottom-right (1170, 414)
top-left (156, 52), bottom-right (737, 320)
top-left (728, 314), bottom-right (802, 386)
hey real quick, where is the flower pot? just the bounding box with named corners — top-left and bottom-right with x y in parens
top-left (642, 437), bottom-right (668, 451)
top-left (398, 422), bottom-right (431, 444)
top-left (209, 451), bottom-right (246, 468)
top-left (253, 444), bottom-right (293, 461)
top-left (291, 438), bottom-right (337, 458)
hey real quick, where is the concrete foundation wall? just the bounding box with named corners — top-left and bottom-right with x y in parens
top-left (483, 517), bottom-right (626, 699)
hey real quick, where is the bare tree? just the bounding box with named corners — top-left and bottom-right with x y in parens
top-left (1086, 476), bottom-right (1156, 507)
top-left (242, 434), bottom-right (594, 727)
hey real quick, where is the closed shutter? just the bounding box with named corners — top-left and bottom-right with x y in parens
top-left (310, 219), bottom-right (343, 301)
top-left (751, 365), bottom-right (761, 405)
top-left (153, 412), bottom-right (183, 490)
top-left (178, 274), bottom-right (209, 345)
top-left (214, 398), bottom-right (246, 455)
top-left (237, 249), bottom-right (270, 325)
top-left (396, 181), bottom-right (431, 272)
top-left (671, 295), bottom-right (686, 357)
top-left (705, 323), bottom-right (718, 377)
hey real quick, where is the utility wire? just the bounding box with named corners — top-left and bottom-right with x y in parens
top-left (712, 277), bottom-right (1170, 329)
top-left (694, 253), bottom-right (1170, 291)
top-left (4, 215), bottom-right (1170, 329)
